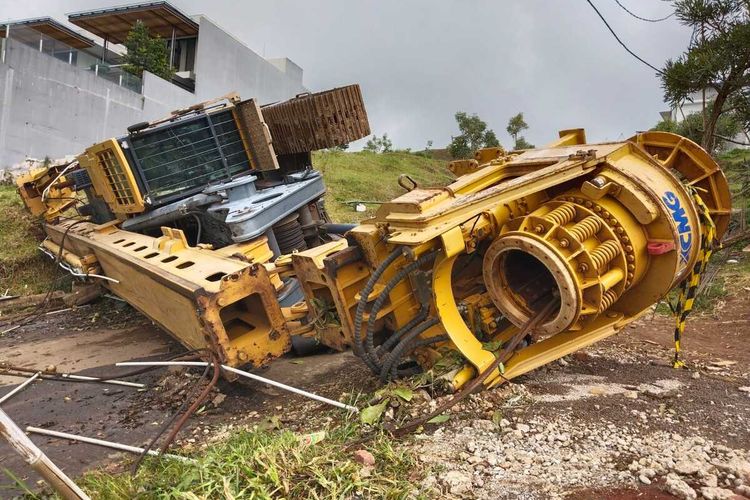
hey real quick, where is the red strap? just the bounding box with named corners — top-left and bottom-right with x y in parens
top-left (647, 241), bottom-right (675, 255)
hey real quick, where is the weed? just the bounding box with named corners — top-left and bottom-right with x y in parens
top-left (0, 185), bottom-right (60, 294)
top-left (76, 422), bottom-right (426, 499)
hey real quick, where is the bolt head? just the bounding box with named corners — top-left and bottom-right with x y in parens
top-left (591, 176), bottom-right (607, 188)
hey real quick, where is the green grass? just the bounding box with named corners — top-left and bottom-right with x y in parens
top-left (314, 151), bottom-right (453, 223)
top-left (718, 148), bottom-right (750, 167)
top-left (74, 423), bottom-right (425, 500)
top-left (0, 184), bottom-right (59, 295)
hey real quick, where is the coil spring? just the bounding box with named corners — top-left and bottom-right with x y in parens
top-left (590, 239), bottom-right (621, 270)
top-left (569, 216), bottom-right (602, 242)
top-left (600, 288), bottom-right (618, 311)
top-left (544, 203), bottom-right (577, 226)
top-left (273, 214), bottom-right (307, 254)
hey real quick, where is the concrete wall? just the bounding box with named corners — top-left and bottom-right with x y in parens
top-left (0, 41), bottom-right (196, 169)
top-left (0, 40), bottom-right (143, 169)
top-left (193, 17), bottom-right (306, 104)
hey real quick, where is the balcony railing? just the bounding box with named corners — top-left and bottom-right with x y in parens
top-left (1, 24), bottom-right (142, 94)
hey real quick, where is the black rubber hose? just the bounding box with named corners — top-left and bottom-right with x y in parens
top-left (392, 335), bottom-right (449, 378)
top-left (353, 247), bottom-right (403, 371)
top-left (321, 223), bottom-right (357, 235)
top-left (376, 307), bottom-right (428, 358)
top-left (364, 252), bottom-right (437, 370)
top-left (379, 317), bottom-right (440, 382)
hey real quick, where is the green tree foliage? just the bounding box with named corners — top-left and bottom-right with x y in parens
top-left (123, 21), bottom-right (175, 80)
top-left (660, 0), bottom-right (750, 151)
top-left (506, 113), bottom-right (527, 140)
top-left (448, 112), bottom-right (501, 159)
top-left (653, 107), bottom-right (742, 152)
top-left (513, 136), bottom-right (535, 150)
top-left (507, 113), bottom-right (526, 145)
top-left (505, 112), bottom-right (535, 150)
top-left (364, 133), bottom-right (393, 153)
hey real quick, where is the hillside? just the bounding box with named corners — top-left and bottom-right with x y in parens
top-left (314, 150), bottom-right (453, 222)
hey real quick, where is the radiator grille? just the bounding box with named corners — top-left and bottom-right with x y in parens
top-left (97, 148), bottom-right (136, 206)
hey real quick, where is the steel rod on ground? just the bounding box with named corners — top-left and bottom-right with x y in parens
top-left (26, 427), bottom-right (195, 463)
top-left (0, 409), bottom-right (90, 500)
top-left (116, 361), bottom-right (360, 413)
top-left (0, 372), bottom-right (41, 405)
top-left (0, 363), bottom-right (145, 389)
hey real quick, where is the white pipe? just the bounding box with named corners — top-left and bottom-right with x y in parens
top-left (0, 372), bottom-right (41, 405)
top-left (59, 373), bottom-right (145, 389)
top-left (38, 244), bottom-right (120, 284)
top-left (117, 361), bottom-right (360, 413)
top-left (1, 324), bottom-right (21, 335)
top-left (44, 306), bottom-right (89, 316)
top-left (26, 427), bottom-right (195, 463)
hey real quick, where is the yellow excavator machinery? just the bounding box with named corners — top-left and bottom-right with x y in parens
top-left (16, 87), bottom-right (730, 391)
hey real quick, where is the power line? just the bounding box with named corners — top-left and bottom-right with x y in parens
top-left (613, 0), bottom-right (675, 22)
top-left (585, 0), bottom-right (663, 74)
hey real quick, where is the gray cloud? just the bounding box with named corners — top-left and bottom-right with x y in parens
top-left (1, 0), bottom-right (689, 149)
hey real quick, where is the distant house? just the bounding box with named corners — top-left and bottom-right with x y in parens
top-left (660, 89), bottom-right (749, 149)
top-left (0, 1), bottom-right (307, 168)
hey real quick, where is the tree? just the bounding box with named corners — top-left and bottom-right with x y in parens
top-left (652, 107), bottom-right (742, 151)
top-left (506, 112), bottom-right (528, 144)
top-left (506, 112), bottom-right (535, 150)
top-left (123, 21), bottom-right (175, 80)
top-left (660, 0), bottom-right (750, 152)
top-left (448, 112), bottom-right (501, 159)
top-left (364, 134), bottom-right (393, 153)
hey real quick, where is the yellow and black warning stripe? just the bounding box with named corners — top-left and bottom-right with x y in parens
top-left (671, 191), bottom-right (717, 368)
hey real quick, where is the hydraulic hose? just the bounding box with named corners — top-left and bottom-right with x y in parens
top-left (379, 317), bottom-right (440, 382)
top-left (389, 334), bottom-right (449, 379)
top-left (321, 223), bottom-right (357, 235)
top-left (353, 247), bottom-right (404, 371)
top-left (363, 251), bottom-right (437, 370)
top-left (376, 306), bottom-right (429, 357)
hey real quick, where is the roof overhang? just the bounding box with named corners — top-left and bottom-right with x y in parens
top-left (0, 17), bottom-right (95, 49)
top-left (68, 1), bottom-right (199, 45)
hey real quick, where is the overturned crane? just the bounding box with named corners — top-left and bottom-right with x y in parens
top-left (16, 88), bottom-right (730, 391)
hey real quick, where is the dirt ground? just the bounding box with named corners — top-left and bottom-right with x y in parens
top-left (0, 256), bottom-right (748, 498)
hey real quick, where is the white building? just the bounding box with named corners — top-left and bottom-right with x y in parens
top-left (0, 2), bottom-right (307, 169)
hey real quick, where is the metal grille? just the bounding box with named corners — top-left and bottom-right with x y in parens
top-left (97, 149), bottom-right (136, 205)
top-left (128, 109), bottom-right (251, 204)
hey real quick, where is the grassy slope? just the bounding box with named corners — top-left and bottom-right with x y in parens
top-left (315, 150), bottom-right (453, 222)
top-left (0, 184), bottom-right (58, 295)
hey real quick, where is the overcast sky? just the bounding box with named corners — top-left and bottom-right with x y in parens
top-left (1, 0), bottom-right (689, 150)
